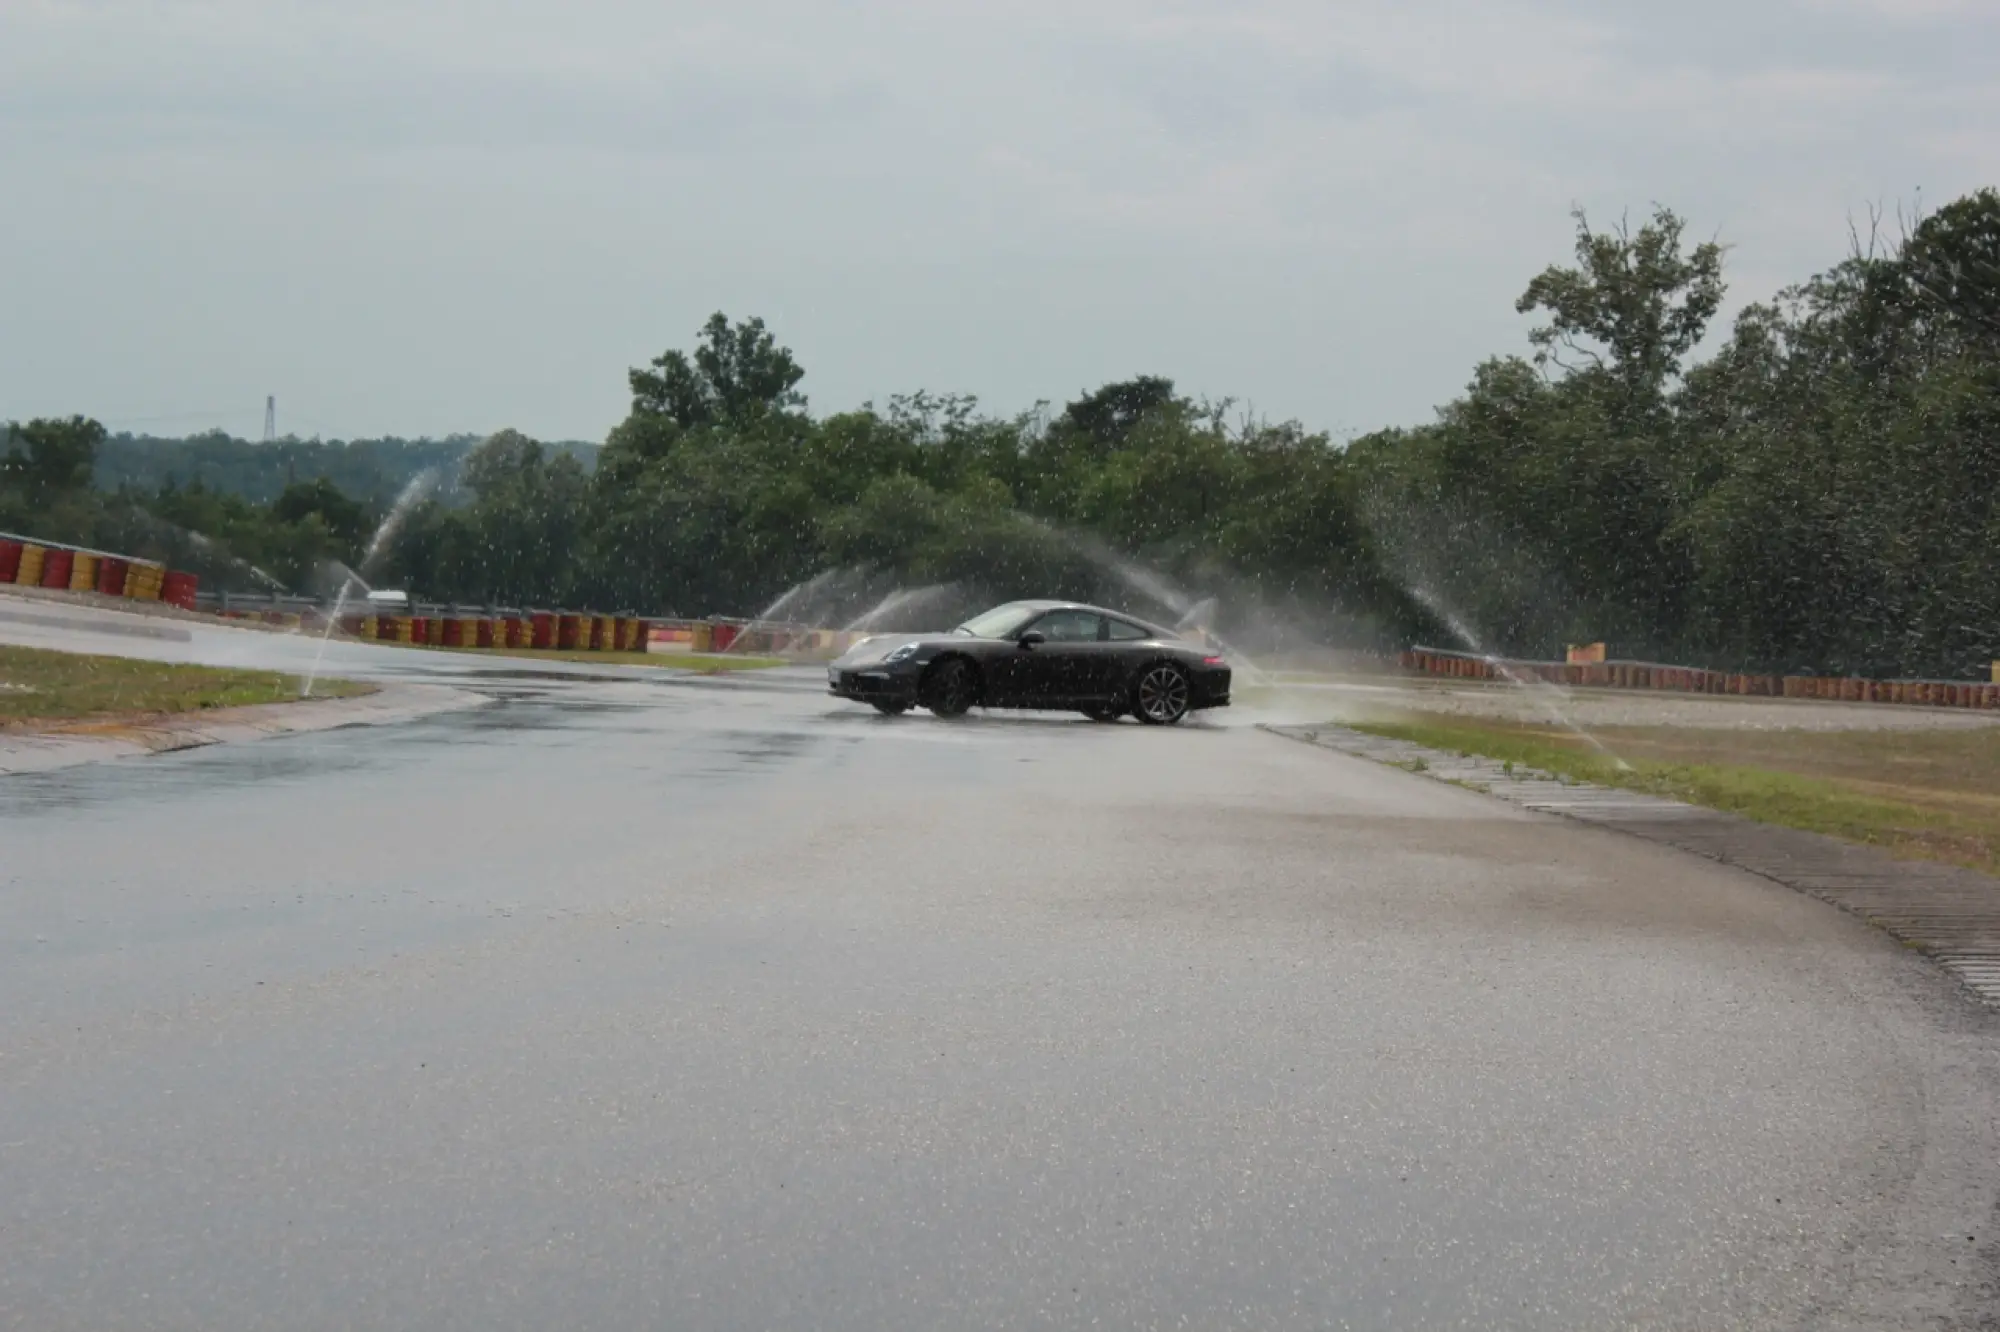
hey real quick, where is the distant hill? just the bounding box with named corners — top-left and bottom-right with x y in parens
top-left (94, 431), bottom-right (599, 508)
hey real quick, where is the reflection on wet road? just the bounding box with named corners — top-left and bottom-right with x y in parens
top-left (3, 633), bottom-right (1998, 1329)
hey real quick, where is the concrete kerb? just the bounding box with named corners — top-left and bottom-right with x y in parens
top-left (1262, 721), bottom-right (2000, 1009)
top-left (0, 682), bottom-right (489, 777)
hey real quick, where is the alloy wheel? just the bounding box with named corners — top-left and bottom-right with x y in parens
top-left (1135, 665), bottom-right (1190, 724)
top-left (927, 659), bottom-right (976, 717)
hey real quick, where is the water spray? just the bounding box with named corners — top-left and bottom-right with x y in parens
top-left (725, 568), bottom-right (863, 652)
top-left (1410, 584), bottom-right (1630, 771)
top-left (842, 583), bottom-right (961, 634)
top-left (298, 471), bottom-right (437, 697)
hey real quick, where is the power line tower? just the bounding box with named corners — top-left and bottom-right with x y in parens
top-left (263, 395), bottom-right (276, 443)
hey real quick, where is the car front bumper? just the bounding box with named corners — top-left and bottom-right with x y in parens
top-left (827, 662), bottom-right (922, 705)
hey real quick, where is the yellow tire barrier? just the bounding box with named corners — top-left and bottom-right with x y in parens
top-left (124, 563), bottom-right (165, 600)
top-left (68, 552), bottom-right (99, 592)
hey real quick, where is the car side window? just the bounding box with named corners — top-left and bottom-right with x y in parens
top-left (1034, 610), bottom-right (1103, 643)
top-left (1105, 619), bottom-right (1150, 641)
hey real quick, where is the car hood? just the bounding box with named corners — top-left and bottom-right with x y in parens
top-left (833, 632), bottom-right (954, 666)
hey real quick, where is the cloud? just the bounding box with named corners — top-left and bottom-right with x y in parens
top-left (0, 0), bottom-right (1994, 439)
top-left (1798, 0), bottom-right (1989, 18)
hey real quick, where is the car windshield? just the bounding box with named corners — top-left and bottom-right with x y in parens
top-left (953, 604), bottom-right (1042, 639)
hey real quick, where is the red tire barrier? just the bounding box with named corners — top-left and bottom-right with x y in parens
top-left (0, 539), bottom-right (20, 583)
top-left (531, 612), bottom-right (555, 649)
top-left (1402, 645), bottom-right (2000, 712)
top-left (556, 614), bottom-right (582, 650)
top-left (476, 619), bottom-right (496, 648)
top-left (161, 570), bottom-right (199, 610)
top-left (39, 548), bottom-right (74, 589)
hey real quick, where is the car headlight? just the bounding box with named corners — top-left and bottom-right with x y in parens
top-left (883, 643), bottom-right (920, 664)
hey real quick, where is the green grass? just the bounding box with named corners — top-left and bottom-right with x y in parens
top-left (1351, 715), bottom-right (2000, 876)
top-left (0, 644), bottom-right (372, 725)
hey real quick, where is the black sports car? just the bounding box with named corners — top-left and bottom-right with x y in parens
top-left (827, 599), bottom-right (1231, 724)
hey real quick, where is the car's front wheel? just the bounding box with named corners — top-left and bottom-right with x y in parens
top-left (1133, 663), bottom-right (1191, 725)
top-left (921, 657), bottom-right (977, 718)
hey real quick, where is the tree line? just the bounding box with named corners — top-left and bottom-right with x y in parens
top-left (6, 188), bottom-right (1997, 678)
top-left (94, 432), bottom-right (504, 509)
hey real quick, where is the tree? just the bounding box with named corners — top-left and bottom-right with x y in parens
top-left (389, 430), bottom-right (591, 605)
top-left (627, 313), bottom-right (807, 431)
top-left (21, 191), bottom-right (1997, 676)
top-left (1517, 207), bottom-right (1726, 415)
top-left (460, 428), bottom-right (547, 500)
top-left (272, 476), bottom-right (372, 548)
top-left (3, 415), bottom-right (104, 500)
top-left (1057, 376), bottom-right (1177, 451)
top-left (1902, 187), bottom-right (2000, 351)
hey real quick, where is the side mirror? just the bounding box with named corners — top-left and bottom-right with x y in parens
top-left (1017, 630), bottom-right (1046, 649)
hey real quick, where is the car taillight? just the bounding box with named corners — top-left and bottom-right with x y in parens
top-left (1203, 655), bottom-right (1226, 665)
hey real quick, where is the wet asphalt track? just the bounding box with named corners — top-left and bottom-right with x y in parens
top-left (3, 607), bottom-right (1999, 1330)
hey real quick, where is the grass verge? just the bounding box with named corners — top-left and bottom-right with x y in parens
top-left (0, 644), bottom-right (372, 726)
top-left (1351, 714), bottom-right (2000, 877)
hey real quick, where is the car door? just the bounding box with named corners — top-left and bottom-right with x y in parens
top-left (1017, 609), bottom-right (1103, 701)
top-left (979, 630), bottom-right (1040, 704)
top-left (977, 613), bottom-right (1063, 704)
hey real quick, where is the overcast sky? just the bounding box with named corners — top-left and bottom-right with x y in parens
top-left (3, 0), bottom-right (1993, 443)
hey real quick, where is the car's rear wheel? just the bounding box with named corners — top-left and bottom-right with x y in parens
top-left (1133, 663), bottom-right (1191, 725)
top-left (1081, 704), bottom-right (1122, 722)
top-left (922, 657), bottom-right (977, 718)
top-left (871, 700), bottom-right (910, 716)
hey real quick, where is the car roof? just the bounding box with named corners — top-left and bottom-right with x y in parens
top-left (999, 599), bottom-right (1180, 638)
